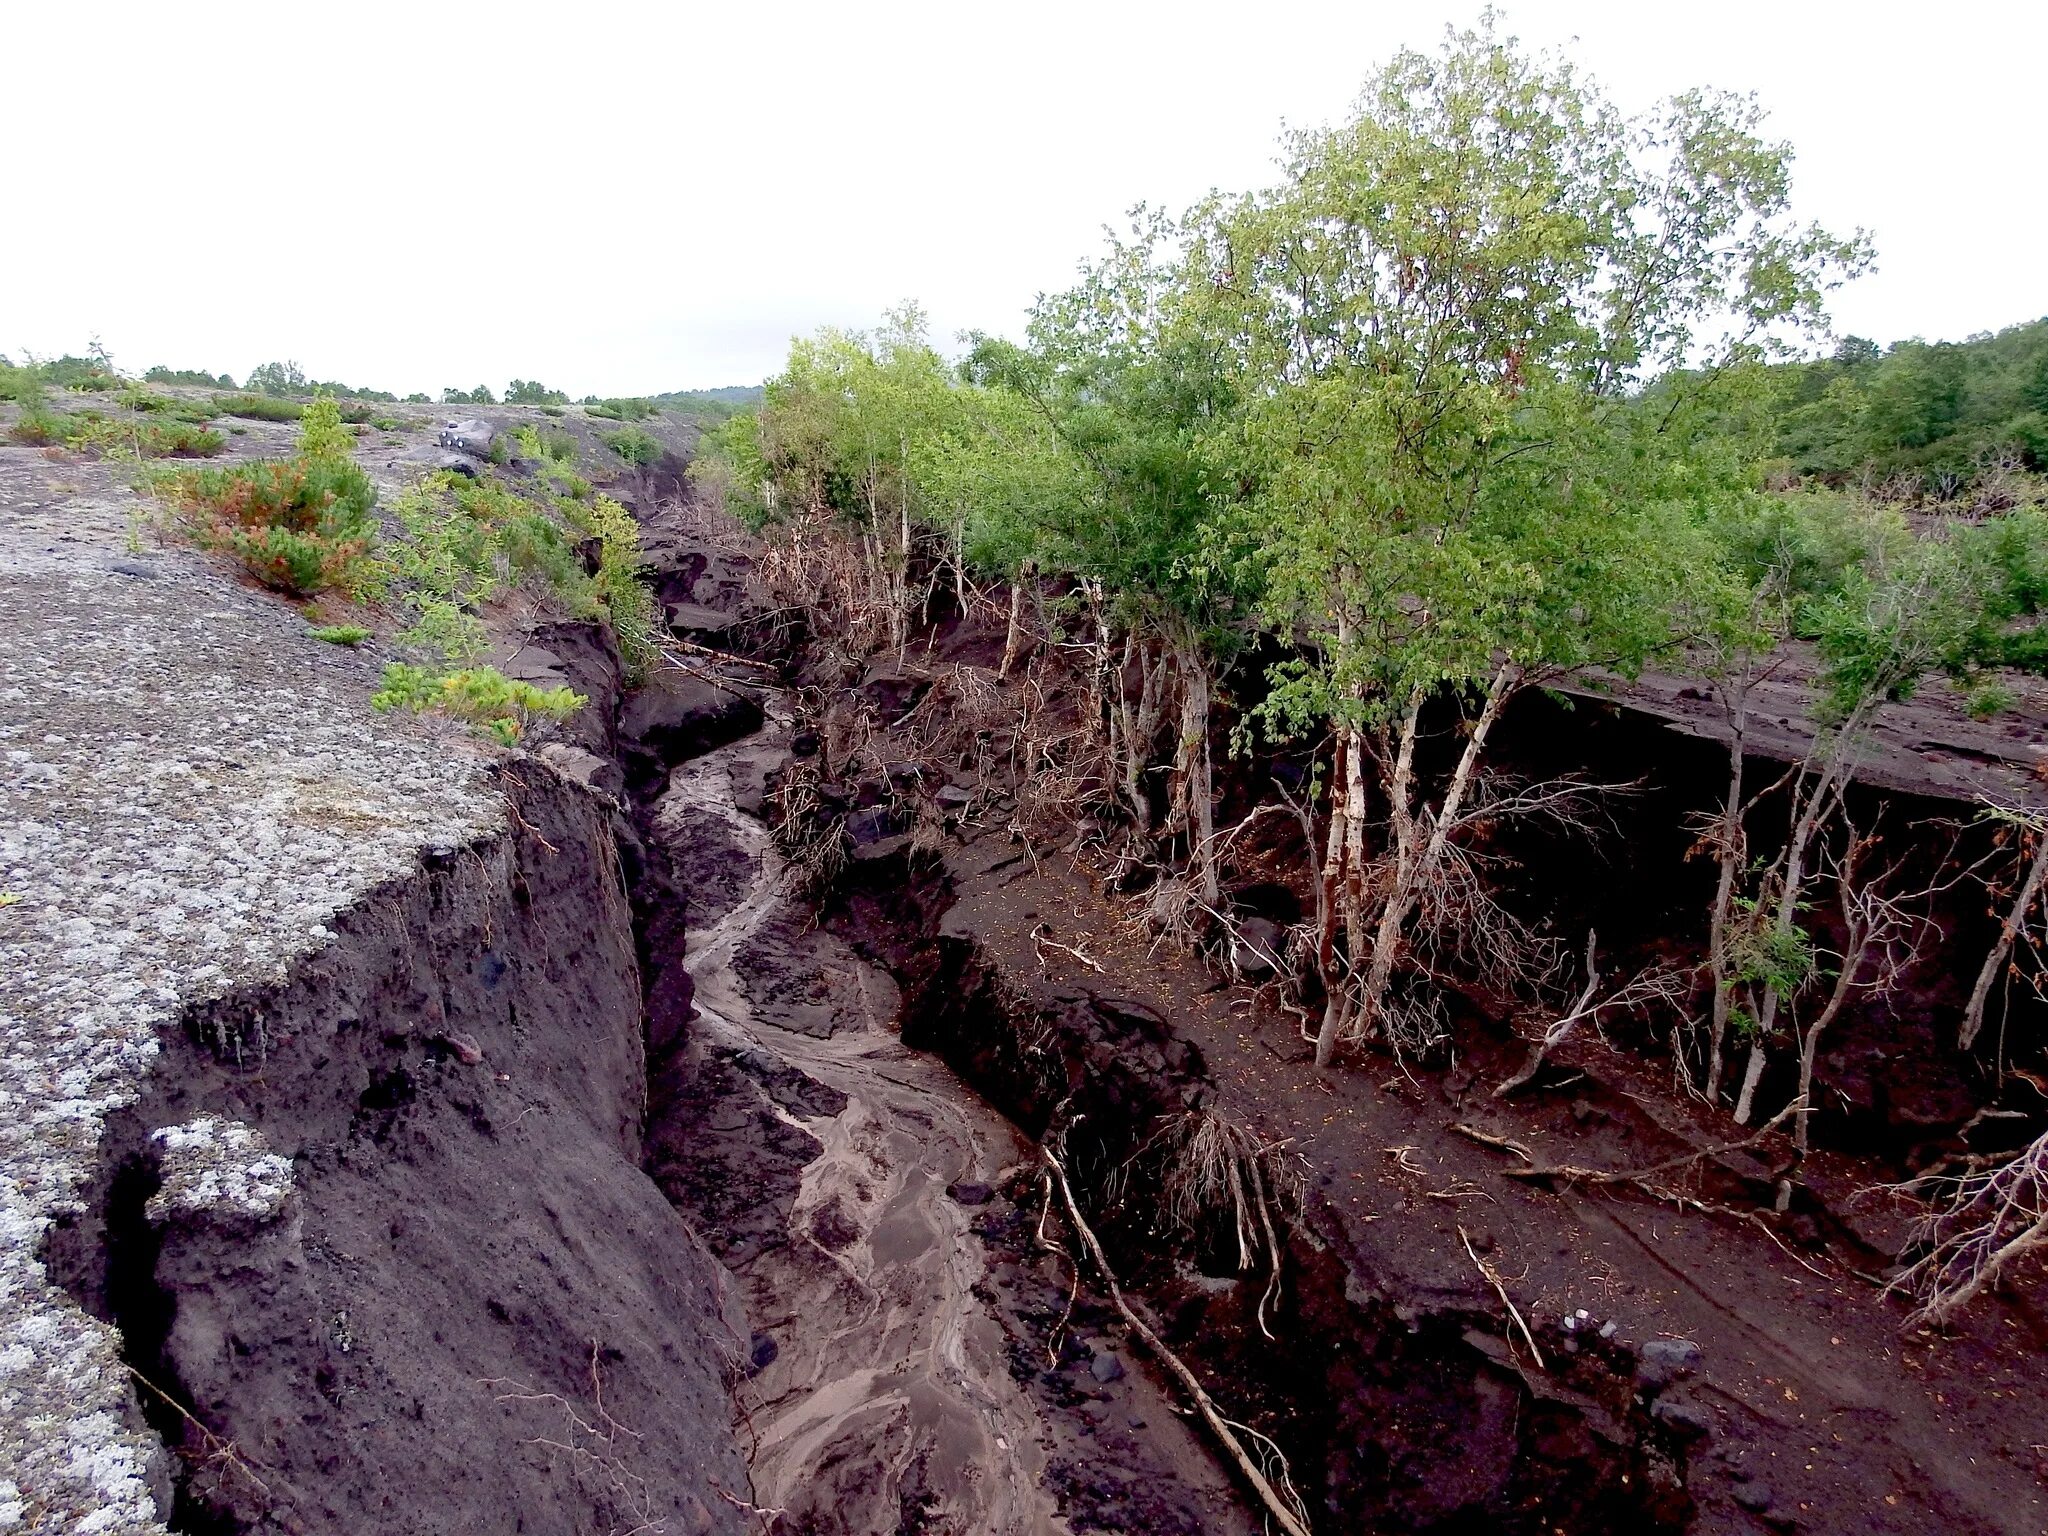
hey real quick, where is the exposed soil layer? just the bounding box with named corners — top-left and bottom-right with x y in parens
top-left (46, 762), bottom-right (755, 1536)
top-left (630, 700), bottom-right (1256, 1536)
top-left (776, 598), bottom-right (2048, 1535)
top-left (37, 491), bottom-right (2048, 1536)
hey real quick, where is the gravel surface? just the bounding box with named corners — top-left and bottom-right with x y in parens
top-left (0, 446), bottom-right (500, 1533)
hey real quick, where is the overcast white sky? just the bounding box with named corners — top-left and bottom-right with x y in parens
top-left (6, 1), bottom-right (2042, 397)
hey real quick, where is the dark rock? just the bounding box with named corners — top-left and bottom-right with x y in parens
top-left (1089, 1351), bottom-right (1125, 1384)
top-left (850, 832), bottom-right (911, 865)
top-left (790, 731), bottom-right (820, 758)
top-left (436, 417), bottom-right (495, 456)
top-left (107, 558), bottom-right (158, 579)
top-left (935, 783), bottom-right (975, 810)
top-left (666, 600), bottom-right (738, 639)
top-left (858, 673), bottom-right (927, 720)
top-left (747, 1331), bottom-right (779, 1374)
top-left (1637, 1336), bottom-right (1703, 1391)
top-left (1650, 1396), bottom-right (1712, 1439)
top-left (435, 452), bottom-right (480, 478)
top-left (1732, 1482), bottom-right (1775, 1513)
top-left (946, 1181), bottom-right (993, 1206)
top-left (844, 805), bottom-right (899, 847)
top-left (618, 674), bottom-right (763, 794)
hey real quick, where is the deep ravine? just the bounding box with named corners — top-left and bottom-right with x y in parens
top-left (636, 697), bottom-right (1255, 1535)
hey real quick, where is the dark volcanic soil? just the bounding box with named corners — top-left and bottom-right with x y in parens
top-left (777, 603), bottom-right (2048, 1536)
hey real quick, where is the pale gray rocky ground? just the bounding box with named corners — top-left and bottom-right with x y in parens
top-left (0, 446), bottom-right (500, 1533)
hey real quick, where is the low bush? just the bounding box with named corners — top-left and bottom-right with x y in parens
top-left (516, 423), bottom-right (593, 497)
top-left (603, 426), bottom-right (660, 466)
top-left (215, 394), bottom-right (304, 422)
top-left (157, 397), bottom-right (376, 595)
top-left (8, 407), bottom-right (68, 447)
top-left (568, 492), bottom-right (660, 678)
top-left (371, 662), bottom-right (583, 744)
top-left (585, 397), bottom-right (657, 422)
top-left (309, 624), bottom-right (371, 646)
top-left (68, 416), bottom-right (225, 458)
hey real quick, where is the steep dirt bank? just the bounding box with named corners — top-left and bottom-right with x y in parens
top-left (761, 608), bottom-right (2048, 1535)
top-left (624, 686), bottom-right (1256, 1534)
top-left (45, 760), bottom-right (754, 1536)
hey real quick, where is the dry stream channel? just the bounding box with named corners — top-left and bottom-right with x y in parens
top-left (657, 708), bottom-right (1244, 1533)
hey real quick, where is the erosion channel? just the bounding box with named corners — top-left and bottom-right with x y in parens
top-left (37, 504), bottom-right (2045, 1536)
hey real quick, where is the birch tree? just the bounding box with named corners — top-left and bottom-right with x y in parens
top-left (1183, 19), bottom-right (1865, 1069)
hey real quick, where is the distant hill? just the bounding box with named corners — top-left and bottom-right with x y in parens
top-left (652, 384), bottom-right (764, 424)
top-left (1759, 316), bottom-right (2048, 489)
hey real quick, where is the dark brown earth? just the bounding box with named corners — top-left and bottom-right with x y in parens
top-left (775, 593), bottom-right (2048, 1535)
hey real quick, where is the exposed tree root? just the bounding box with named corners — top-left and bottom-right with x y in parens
top-left (1043, 1138), bottom-right (1314, 1536)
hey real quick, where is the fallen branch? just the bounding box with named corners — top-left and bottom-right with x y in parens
top-left (1461, 1100), bottom-right (1799, 1191)
top-left (1458, 1227), bottom-right (1544, 1369)
top-left (1449, 1122), bottom-right (1535, 1164)
top-left (1493, 933), bottom-right (1685, 1099)
top-left (1031, 922), bottom-right (1105, 973)
top-left (1044, 1141), bottom-right (1313, 1536)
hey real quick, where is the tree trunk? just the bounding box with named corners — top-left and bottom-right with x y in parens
top-left (999, 570), bottom-right (1029, 678)
top-left (1357, 667), bottom-right (1515, 1051)
top-left (1960, 833), bottom-right (2048, 1050)
top-left (1313, 726), bottom-right (1363, 1071)
top-left (1704, 676), bottom-right (1751, 1104)
top-left (1076, 580), bottom-right (1108, 746)
top-left (1177, 641), bottom-right (1218, 908)
top-left (1732, 1040), bottom-right (1770, 1126)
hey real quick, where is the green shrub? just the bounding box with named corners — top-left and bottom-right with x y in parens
top-left (157, 398), bottom-right (376, 595)
top-left (603, 426), bottom-right (660, 466)
top-left (369, 416), bottom-right (405, 432)
top-left (309, 624), bottom-right (372, 646)
top-left (569, 492), bottom-right (660, 678)
top-left (371, 662), bottom-right (583, 744)
top-left (516, 423), bottom-right (593, 497)
top-left (540, 403), bottom-right (565, 417)
top-left (146, 366), bottom-right (237, 389)
top-left (216, 394), bottom-right (304, 422)
top-left (68, 416), bottom-right (225, 458)
top-left (8, 404), bottom-right (67, 447)
top-left (586, 397), bottom-right (657, 422)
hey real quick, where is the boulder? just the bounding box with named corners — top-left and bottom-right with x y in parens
top-left (1089, 1350), bottom-right (1125, 1384)
top-left (1650, 1396), bottom-right (1712, 1439)
top-left (844, 805), bottom-right (899, 847)
top-left (1637, 1336), bottom-right (1703, 1392)
top-left (437, 417), bottom-right (495, 457)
